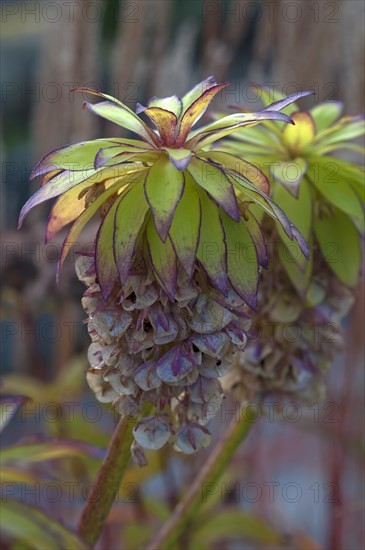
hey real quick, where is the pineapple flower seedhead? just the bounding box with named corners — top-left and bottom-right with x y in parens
top-left (19, 78), bottom-right (314, 457)
top-left (221, 88), bottom-right (364, 402)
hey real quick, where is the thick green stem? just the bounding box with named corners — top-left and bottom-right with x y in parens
top-left (146, 401), bottom-right (257, 550)
top-left (77, 415), bottom-right (136, 548)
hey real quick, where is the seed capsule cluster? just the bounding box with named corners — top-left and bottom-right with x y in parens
top-left (76, 253), bottom-right (250, 460)
top-left (226, 236), bottom-right (354, 405)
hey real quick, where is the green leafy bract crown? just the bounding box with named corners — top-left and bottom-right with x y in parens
top-left (19, 77), bottom-right (312, 309)
top-left (223, 87), bottom-right (365, 294)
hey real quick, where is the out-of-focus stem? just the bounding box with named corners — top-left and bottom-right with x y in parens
top-left (146, 401), bottom-right (257, 550)
top-left (77, 415), bottom-right (136, 548)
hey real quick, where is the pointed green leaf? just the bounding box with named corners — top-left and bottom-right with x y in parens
top-left (181, 76), bottom-right (217, 112)
top-left (314, 209), bottom-right (362, 288)
top-left (0, 500), bottom-right (87, 549)
top-left (164, 147), bottom-right (192, 170)
top-left (83, 99), bottom-right (159, 146)
top-left (186, 111), bottom-right (293, 149)
top-left (95, 194), bottom-right (124, 301)
top-left (147, 94), bottom-right (183, 118)
top-left (137, 105), bottom-right (178, 146)
top-left (176, 83), bottom-right (229, 145)
top-left (220, 210), bottom-right (259, 310)
top-left (257, 87), bottom-right (304, 114)
top-left (314, 157), bottom-right (364, 199)
top-left (310, 101), bottom-right (344, 132)
top-left (273, 177), bottom-right (312, 269)
top-left (58, 172), bottom-right (144, 277)
top-left (196, 191), bottom-right (228, 294)
top-left (187, 156), bottom-right (240, 221)
top-left (19, 169), bottom-right (95, 227)
top-left (227, 172), bottom-right (294, 241)
top-left (146, 217), bottom-right (177, 298)
top-left (169, 174), bottom-right (201, 277)
top-left (0, 440), bottom-right (103, 464)
top-left (311, 142), bottom-right (365, 156)
top-left (270, 158), bottom-right (308, 197)
top-left (190, 510), bottom-right (282, 548)
top-left (279, 241), bottom-right (313, 295)
top-left (240, 205), bottom-right (268, 268)
top-left (307, 160), bottom-right (364, 232)
top-left (202, 150), bottom-right (270, 195)
top-left (94, 144), bottom-right (153, 168)
top-left (45, 181), bottom-right (92, 241)
top-left (313, 116), bottom-right (365, 146)
top-left (31, 138), bottom-right (136, 178)
top-left (144, 157), bottom-right (185, 241)
top-left (19, 164), bottom-right (138, 228)
top-left (114, 176), bottom-right (150, 284)
top-left (229, 122), bottom-right (280, 148)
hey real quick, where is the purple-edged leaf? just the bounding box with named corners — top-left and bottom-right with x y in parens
top-left (94, 145), bottom-right (154, 169)
top-left (137, 105), bottom-right (178, 146)
top-left (95, 195), bottom-right (124, 301)
top-left (57, 175), bottom-right (139, 278)
top-left (146, 217), bottom-right (177, 299)
top-left (186, 110), bottom-right (294, 149)
top-left (227, 172), bottom-right (294, 240)
top-left (240, 205), bottom-right (268, 269)
top-left (202, 150), bottom-right (270, 195)
top-left (82, 99), bottom-right (159, 147)
top-left (169, 174), bottom-right (201, 277)
top-left (310, 101), bottom-right (344, 132)
top-left (176, 83), bottom-right (229, 146)
top-left (113, 176), bottom-right (150, 284)
top-left (196, 190), bottom-right (228, 295)
top-left (164, 147), bottom-right (192, 171)
top-left (147, 94), bottom-right (183, 119)
top-left (144, 157), bottom-right (185, 241)
top-left (156, 344), bottom-right (196, 383)
top-left (40, 170), bottom-right (63, 187)
top-left (256, 86), bottom-right (312, 115)
top-left (31, 139), bottom-right (126, 179)
top-left (19, 164), bottom-right (141, 229)
top-left (45, 182), bottom-right (89, 242)
top-left (181, 76), bottom-right (218, 112)
top-left (19, 169), bottom-right (95, 228)
top-left (188, 156), bottom-right (240, 221)
top-left (262, 90), bottom-right (314, 113)
top-left (48, 169), bottom-right (133, 242)
top-left (270, 158), bottom-right (308, 198)
top-left (220, 210), bottom-right (259, 310)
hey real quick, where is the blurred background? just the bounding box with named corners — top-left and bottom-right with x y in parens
top-left (1, 1), bottom-right (364, 549)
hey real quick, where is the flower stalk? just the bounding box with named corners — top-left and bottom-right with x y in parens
top-left (77, 415), bottom-right (136, 547)
top-left (146, 401), bottom-right (258, 550)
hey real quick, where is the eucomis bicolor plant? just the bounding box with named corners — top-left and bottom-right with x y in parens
top-left (19, 78), bottom-right (312, 310)
top-left (19, 78), bottom-right (315, 455)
